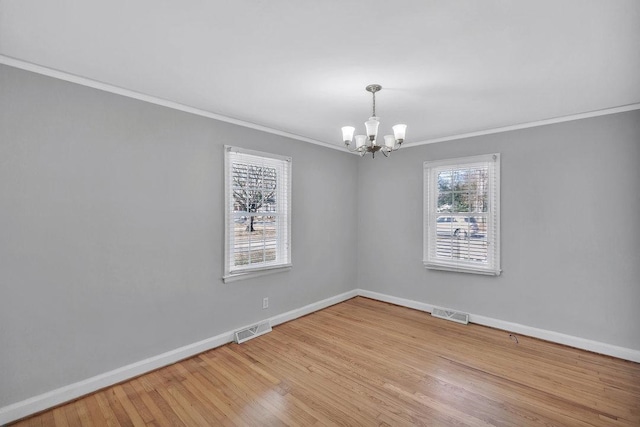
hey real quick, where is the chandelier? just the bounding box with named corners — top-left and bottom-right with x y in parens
top-left (341, 84), bottom-right (407, 158)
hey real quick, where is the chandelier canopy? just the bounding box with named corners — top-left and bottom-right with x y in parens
top-left (341, 84), bottom-right (407, 158)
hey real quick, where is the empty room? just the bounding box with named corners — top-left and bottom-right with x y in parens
top-left (1, 1), bottom-right (639, 426)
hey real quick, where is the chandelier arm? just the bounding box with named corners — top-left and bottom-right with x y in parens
top-left (344, 142), bottom-right (367, 154)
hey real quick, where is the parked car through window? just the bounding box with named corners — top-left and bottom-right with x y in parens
top-left (436, 216), bottom-right (479, 238)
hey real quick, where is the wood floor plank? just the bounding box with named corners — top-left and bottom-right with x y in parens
top-left (138, 382), bottom-right (186, 427)
top-left (170, 360), bottom-right (238, 426)
top-left (9, 297), bottom-right (640, 426)
top-left (68, 399), bottom-right (94, 427)
top-left (213, 346), bottom-right (318, 426)
top-left (110, 385), bottom-right (147, 426)
top-left (50, 407), bottom-right (69, 427)
top-left (118, 382), bottom-right (154, 425)
top-left (127, 378), bottom-right (174, 427)
top-left (92, 393), bottom-right (122, 427)
top-left (81, 395), bottom-right (110, 427)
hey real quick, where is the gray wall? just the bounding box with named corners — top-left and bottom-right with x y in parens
top-left (2, 61), bottom-right (639, 410)
top-left (358, 110), bottom-right (640, 351)
top-left (0, 64), bottom-right (358, 406)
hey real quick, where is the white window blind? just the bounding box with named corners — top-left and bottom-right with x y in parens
top-left (423, 153), bottom-right (501, 275)
top-left (224, 146), bottom-right (291, 282)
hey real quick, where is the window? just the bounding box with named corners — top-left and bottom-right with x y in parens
top-left (224, 146), bottom-right (291, 282)
top-left (423, 153), bottom-right (500, 275)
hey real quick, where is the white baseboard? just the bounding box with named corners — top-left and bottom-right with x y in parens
top-left (468, 312), bottom-right (640, 363)
top-left (3, 287), bottom-right (638, 424)
top-left (357, 289), bottom-right (640, 363)
top-left (358, 289), bottom-right (435, 314)
top-left (0, 289), bottom-right (357, 425)
top-left (271, 289), bottom-right (358, 327)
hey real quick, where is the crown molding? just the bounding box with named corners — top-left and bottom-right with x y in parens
top-left (404, 103), bottom-right (640, 148)
top-left (2, 55), bottom-right (638, 152)
top-left (0, 55), bottom-right (346, 152)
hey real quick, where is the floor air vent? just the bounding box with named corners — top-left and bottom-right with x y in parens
top-left (234, 321), bottom-right (272, 344)
top-left (431, 307), bottom-right (469, 325)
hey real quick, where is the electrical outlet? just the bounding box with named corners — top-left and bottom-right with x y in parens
top-left (262, 297), bottom-right (269, 309)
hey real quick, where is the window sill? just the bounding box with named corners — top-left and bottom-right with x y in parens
top-left (223, 264), bottom-right (292, 283)
top-left (424, 262), bottom-right (501, 276)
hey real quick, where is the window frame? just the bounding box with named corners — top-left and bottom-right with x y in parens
top-left (423, 153), bottom-right (501, 276)
top-left (223, 145), bottom-right (292, 283)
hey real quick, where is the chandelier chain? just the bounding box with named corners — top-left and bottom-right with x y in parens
top-left (372, 90), bottom-right (376, 117)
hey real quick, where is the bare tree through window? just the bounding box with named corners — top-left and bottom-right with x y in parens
top-left (232, 163), bottom-right (277, 232)
top-left (224, 146), bottom-right (291, 280)
top-left (231, 162), bottom-right (278, 266)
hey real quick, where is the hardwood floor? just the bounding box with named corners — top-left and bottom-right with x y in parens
top-left (11, 297), bottom-right (640, 426)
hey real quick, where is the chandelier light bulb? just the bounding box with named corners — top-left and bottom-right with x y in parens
top-left (392, 124), bottom-right (407, 143)
top-left (364, 117), bottom-right (380, 142)
top-left (354, 135), bottom-right (367, 149)
top-left (384, 135), bottom-right (396, 149)
top-left (341, 126), bottom-right (355, 143)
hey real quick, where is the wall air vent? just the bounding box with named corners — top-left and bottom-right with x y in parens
top-left (234, 321), bottom-right (272, 344)
top-left (431, 307), bottom-right (469, 325)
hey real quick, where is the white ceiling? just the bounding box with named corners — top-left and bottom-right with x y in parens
top-left (1, 0), bottom-right (639, 149)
